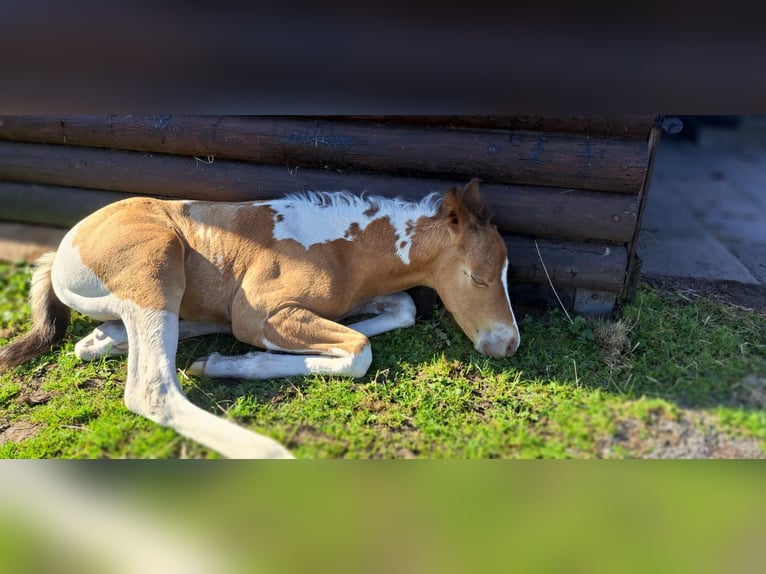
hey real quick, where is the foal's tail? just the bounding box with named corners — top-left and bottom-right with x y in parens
top-left (0, 253), bottom-right (71, 372)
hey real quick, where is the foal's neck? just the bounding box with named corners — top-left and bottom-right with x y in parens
top-left (355, 213), bottom-right (448, 298)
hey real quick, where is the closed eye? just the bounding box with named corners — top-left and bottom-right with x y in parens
top-left (464, 271), bottom-right (488, 287)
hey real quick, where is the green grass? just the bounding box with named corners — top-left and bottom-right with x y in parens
top-left (1, 260), bottom-right (765, 458)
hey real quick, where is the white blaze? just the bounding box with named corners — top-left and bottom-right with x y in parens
top-left (500, 258), bottom-right (520, 348)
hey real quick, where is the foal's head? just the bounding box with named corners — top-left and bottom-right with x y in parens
top-left (426, 179), bottom-right (520, 358)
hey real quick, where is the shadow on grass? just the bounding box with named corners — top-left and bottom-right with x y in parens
top-left (175, 283), bottom-right (766, 419)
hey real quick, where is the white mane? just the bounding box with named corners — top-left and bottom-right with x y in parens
top-left (281, 190), bottom-right (443, 216)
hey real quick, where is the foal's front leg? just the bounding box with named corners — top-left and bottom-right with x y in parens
top-left (188, 306), bottom-right (373, 380)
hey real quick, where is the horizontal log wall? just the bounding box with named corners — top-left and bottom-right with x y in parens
top-left (0, 144), bottom-right (639, 243)
top-left (0, 115), bottom-right (658, 311)
top-left (0, 116), bottom-right (650, 193)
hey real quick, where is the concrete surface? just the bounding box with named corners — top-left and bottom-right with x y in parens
top-left (639, 116), bottom-right (766, 286)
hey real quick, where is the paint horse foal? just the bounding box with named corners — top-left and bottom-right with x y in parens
top-left (0, 179), bottom-right (520, 458)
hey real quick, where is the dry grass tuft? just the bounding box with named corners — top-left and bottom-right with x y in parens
top-left (593, 318), bottom-right (636, 369)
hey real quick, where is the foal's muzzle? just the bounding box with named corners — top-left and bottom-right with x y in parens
top-left (476, 325), bottom-right (520, 358)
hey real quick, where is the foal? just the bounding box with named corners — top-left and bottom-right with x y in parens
top-left (0, 179), bottom-right (519, 458)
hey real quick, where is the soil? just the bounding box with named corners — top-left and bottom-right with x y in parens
top-left (0, 376), bottom-right (51, 446)
top-left (643, 275), bottom-right (766, 315)
top-left (0, 420), bottom-right (41, 444)
top-left (599, 407), bottom-right (764, 459)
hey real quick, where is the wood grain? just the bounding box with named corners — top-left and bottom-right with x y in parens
top-left (0, 116), bottom-right (650, 193)
top-left (0, 146), bottom-right (639, 242)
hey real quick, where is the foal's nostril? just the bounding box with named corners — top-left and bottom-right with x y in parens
top-left (506, 338), bottom-right (517, 356)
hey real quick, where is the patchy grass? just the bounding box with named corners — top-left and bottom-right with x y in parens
top-left (1, 260), bottom-right (765, 458)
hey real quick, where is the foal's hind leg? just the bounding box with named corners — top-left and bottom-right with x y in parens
top-left (75, 320), bottom-right (232, 361)
top-left (343, 292), bottom-right (417, 337)
top-left (75, 320), bottom-right (129, 361)
top-left (120, 305), bottom-right (292, 458)
top-left (95, 233), bottom-right (290, 458)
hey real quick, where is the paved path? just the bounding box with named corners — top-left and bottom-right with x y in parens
top-left (640, 117), bottom-right (766, 285)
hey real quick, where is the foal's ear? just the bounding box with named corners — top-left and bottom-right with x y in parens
top-left (440, 178), bottom-right (487, 233)
top-left (440, 186), bottom-right (469, 231)
top-left (459, 178), bottom-right (488, 221)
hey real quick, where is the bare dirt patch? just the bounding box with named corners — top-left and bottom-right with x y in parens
top-left (12, 376), bottom-right (53, 406)
top-left (0, 420), bottom-right (41, 445)
top-left (599, 407), bottom-right (763, 459)
top-left (643, 276), bottom-right (766, 314)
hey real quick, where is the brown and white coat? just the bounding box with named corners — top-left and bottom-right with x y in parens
top-left (0, 180), bottom-right (519, 458)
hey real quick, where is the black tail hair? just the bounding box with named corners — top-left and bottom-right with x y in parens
top-left (0, 253), bottom-right (70, 372)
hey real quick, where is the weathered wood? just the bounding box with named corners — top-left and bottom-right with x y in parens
top-left (507, 283), bottom-right (577, 314)
top-left (342, 115), bottom-right (657, 139)
top-left (0, 144), bottom-right (639, 243)
top-left (0, 116), bottom-right (649, 193)
top-left (0, 182), bottom-right (131, 227)
top-left (488, 186), bottom-right (638, 244)
top-left (505, 236), bottom-right (627, 291)
top-left (624, 125), bottom-right (661, 298)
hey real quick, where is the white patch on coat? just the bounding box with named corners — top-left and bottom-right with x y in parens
top-left (51, 224), bottom-right (120, 321)
top-left (268, 191), bottom-right (442, 265)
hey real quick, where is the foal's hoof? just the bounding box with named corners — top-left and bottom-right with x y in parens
top-left (74, 338), bottom-right (96, 361)
top-left (187, 356), bottom-right (208, 377)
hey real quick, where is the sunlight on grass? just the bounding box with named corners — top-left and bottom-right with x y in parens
top-left (1, 260), bottom-right (765, 458)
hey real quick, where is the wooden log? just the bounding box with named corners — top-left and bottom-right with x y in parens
top-left (342, 115), bottom-right (657, 139)
top-left (488, 186), bottom-right (638, 244)
top-left (0, 182), bottom-right (130, 227)
top-left (0, 116), bottom-right (649, 193)
top-left (505, 236), bottom-right (627, 292)
top-left (0, 143), bottom-right (639, 243)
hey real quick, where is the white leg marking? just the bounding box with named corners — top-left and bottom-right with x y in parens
top-left (190, 343), bottom-right (372, 380)
top-left (75, 320), bottom-right (130, 361)
top-left (74, 320), bottom-right (232, 362)
top-left (121, 305), bottom-right (292, 458)
top-left (343, 292), bottom-right (417, 337)
top-left (0, 466), bottom-right (233, 574)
